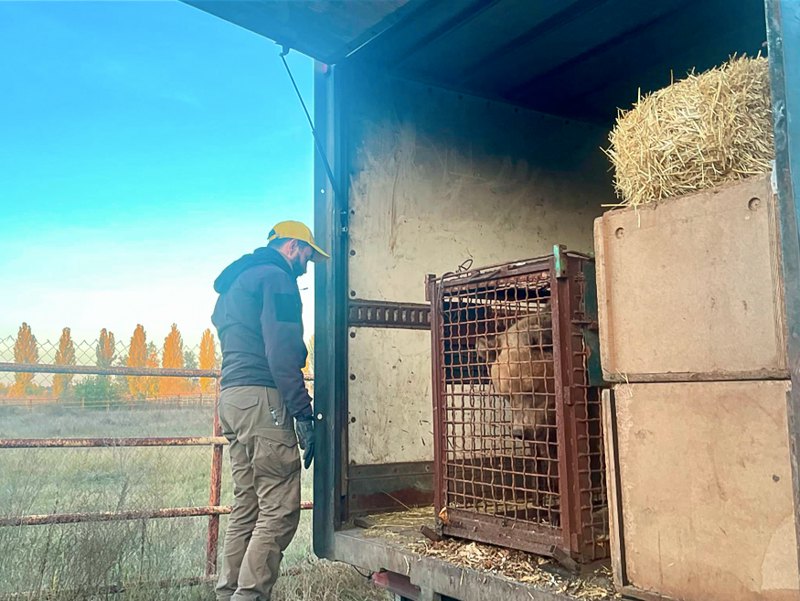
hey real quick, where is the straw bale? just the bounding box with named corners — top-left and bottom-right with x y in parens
top-left (605, 55), bottom-right (774, 207)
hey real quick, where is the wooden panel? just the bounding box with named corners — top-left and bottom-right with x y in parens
top-left (614, 381), bottom-right (799, 601)
top-left (347, 73), bottom-right (612, 305)
top-left (595, 174), bottom-right (787, 382)
top-left (348, 328), bottom-right (432, 465)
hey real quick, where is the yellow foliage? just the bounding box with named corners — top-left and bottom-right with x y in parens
top-left (199, 328), bottom-right (217, 394)
top-left (10, 322), bottom-right (38, 397)
top-left (127, 325), bottom-right (148, 398)
top-left (53, 327), bottom-right (76, 398)
top-left (160, 324), bottom-right (188, 397)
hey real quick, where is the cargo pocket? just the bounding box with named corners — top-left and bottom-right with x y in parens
top-left (252, 429), bottom-right (301, 479)
top-left (223, 391), bottom-right (259, 410)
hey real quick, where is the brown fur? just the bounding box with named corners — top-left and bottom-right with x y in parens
top-left (475, 313), bottom-right (556, 442)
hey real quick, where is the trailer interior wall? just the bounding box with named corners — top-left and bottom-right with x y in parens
top-left (342, 66), bottom-right (614, 512)
top-left (301, 0), bottom-right (777, 562)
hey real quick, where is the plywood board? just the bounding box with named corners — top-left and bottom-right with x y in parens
top-left (348, 328), bottom-right (433, 465)
top-left (614, 381), bottom-right (799, 601)
top-left (346, 73), bottom-right (613, 304)
top-left (595, 175), bottom-right (787, 381)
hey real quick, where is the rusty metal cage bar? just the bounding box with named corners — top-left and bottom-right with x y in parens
top-left (0, 361), bottom-right (314, 589)
top-left (428, 250), bottom-right (608, 563)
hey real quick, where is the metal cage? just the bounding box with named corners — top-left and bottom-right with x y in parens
top-left (427, 248), bottom-right (609, 563)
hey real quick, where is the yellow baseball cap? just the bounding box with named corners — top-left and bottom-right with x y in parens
top-left (267, 220), bottom-right (330, 261)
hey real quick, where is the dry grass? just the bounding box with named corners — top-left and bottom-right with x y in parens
top-left (0, 405), bottom-right (390, 601)
top-left (359, 506), bottom-right (434, 539)
top-left (604, 55), bottom-right (773, 207)
top-left (273, 559), bottom-right (391, 601)
top-left (410, 539), bottom-right (618, 600)
top-left (353, 508), bottom-right (617, 600)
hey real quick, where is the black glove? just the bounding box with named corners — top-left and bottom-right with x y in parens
top-left (295, 418), bottom-right (315, 469)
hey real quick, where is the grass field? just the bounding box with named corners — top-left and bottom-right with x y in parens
top-left (0, 404), bottom-right (391, 601)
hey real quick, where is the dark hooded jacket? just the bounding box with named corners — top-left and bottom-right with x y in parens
top-left (211, 246), bottom-right (312, 420)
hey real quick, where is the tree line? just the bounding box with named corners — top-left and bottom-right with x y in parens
top-left (3, 322), bottom-right (218, 401)
top-left (2, 323), bottom-right (314, 402)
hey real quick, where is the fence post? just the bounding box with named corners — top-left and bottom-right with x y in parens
top-left (205, 378), bottom-right (224, 576)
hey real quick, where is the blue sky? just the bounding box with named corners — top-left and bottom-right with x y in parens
top-left (0, 1), bottom-right (315, 347)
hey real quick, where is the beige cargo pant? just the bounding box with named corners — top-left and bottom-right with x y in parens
top-left (216, 386), bottom-right (301, 601)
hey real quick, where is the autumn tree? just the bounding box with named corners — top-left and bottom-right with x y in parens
top-left (160, 324), bottom-right (188, 397)
top-left (96, 328), bottom-right (115, 368)
top-left (127, 325), bottom-right (147, 398)
top-left (53, 327), bottom-right (76, 398)
top-left (199, 329), bottom-right (217, 394)
top-left (10, 322), bottom-right (38, 397)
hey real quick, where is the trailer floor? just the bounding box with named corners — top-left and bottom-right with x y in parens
top-left (334, 509), bottom-right (617, 601)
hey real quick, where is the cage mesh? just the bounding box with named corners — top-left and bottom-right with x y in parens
top-left (431, 253), bottom-right (609, 562)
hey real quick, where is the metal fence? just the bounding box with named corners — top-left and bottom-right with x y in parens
top-left (429, 250), bottom-right (609, 564)
top-left (0, 348), bottom-right (313, 597)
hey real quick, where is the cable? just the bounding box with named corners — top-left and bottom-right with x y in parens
top-left (351, 565), bottom-right (373, 580)
top-left (279, 47), bottom-right (340, 201)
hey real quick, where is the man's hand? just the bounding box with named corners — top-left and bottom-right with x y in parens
top-left (295, 418), bottom-right (315, 469)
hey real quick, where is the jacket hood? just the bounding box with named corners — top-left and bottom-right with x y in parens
top-left (213, 246), bottom-right (293, 294)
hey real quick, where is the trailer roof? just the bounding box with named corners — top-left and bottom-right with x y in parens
top-left (185, 0), bottom-right (766, 122)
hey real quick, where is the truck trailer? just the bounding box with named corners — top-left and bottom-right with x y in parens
top-left (186, 1), bottom-right (800, 600)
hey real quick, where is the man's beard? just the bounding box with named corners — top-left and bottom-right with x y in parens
top-left (292, 257), bottom-right (307, 277)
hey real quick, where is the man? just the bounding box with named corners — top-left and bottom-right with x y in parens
top-left (211, 220), bottom-right (328, 601)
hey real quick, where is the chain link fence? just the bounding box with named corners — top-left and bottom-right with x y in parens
top-left (0, 333), bottom-right (216, 409)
